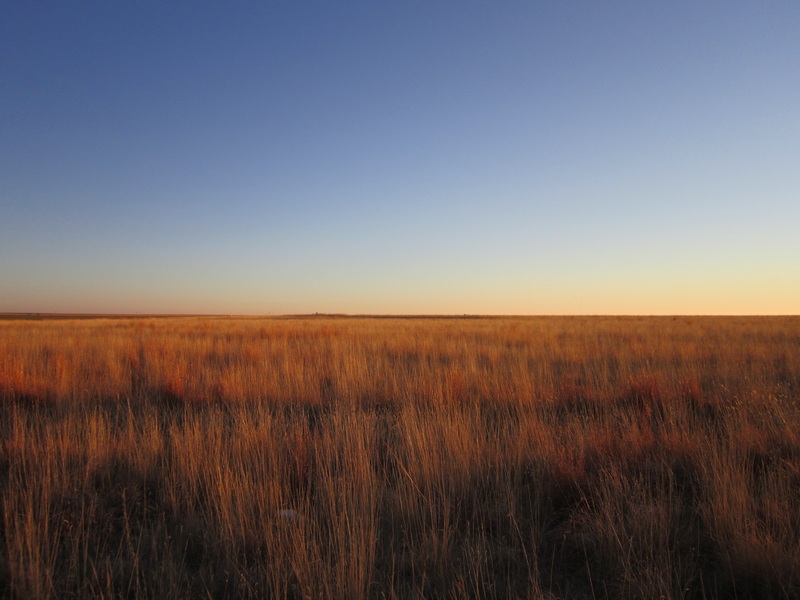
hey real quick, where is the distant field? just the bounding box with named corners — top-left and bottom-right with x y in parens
top-left (1, 316), bottom-right (799, 599)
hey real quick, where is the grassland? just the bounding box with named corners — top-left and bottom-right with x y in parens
top-left (1, 315), bottom-right (799, 599)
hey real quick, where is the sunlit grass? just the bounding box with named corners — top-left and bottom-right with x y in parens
top-left (1, 315), bottom-right (799, 598)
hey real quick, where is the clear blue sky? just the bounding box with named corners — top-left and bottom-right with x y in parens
top-left (2, 1), bottom-right (798, 314)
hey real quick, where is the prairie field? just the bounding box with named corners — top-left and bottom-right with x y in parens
top-left (1, 315), bottom-right (799, 599)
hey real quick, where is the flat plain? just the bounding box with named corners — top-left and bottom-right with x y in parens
top-left (1, 315), bottom-right (799, 599)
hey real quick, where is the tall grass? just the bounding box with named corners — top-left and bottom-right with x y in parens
top-left (1, 316), bottom-right (799, 598)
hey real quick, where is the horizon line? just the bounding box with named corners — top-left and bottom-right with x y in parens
top-left (1, 312), bottom-right (797, 320)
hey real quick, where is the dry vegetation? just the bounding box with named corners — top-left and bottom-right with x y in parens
top-left (1, 315), bottom-right (799, 599)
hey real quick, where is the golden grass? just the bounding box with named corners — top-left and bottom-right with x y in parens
top-left (1, 315), bottom-right (799, 598)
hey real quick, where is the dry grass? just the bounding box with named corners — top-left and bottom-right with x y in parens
top-left (1, 315), bottom-right (799, 598)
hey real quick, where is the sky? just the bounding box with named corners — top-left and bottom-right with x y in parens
top-left (1, 1), bottom-right (798, 315)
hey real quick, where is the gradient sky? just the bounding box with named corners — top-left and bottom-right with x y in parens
top-left (2, 2), bottom-right (798, 314)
